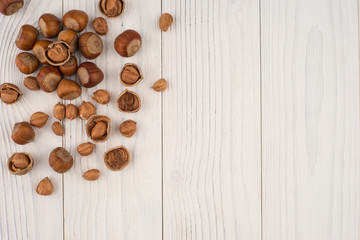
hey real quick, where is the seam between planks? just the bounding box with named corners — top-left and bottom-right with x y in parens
top-left (358, 0), bottom-right (360, 238)
top-left (161, 1), bottom-right (164, 240)
top-left (259, 0), bottom-right (263, 239)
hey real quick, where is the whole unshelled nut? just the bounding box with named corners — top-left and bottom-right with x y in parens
top-left (15, 24), bottom-right (38, 51)
top-left (119, 119), bottom-right (136, 138)
top-left (30, 111), bottom-right (49, 128)
top-left (11, 121), bottom-right (35, 145)
top-left (66, 104), bottom-right (78, 120)
top-left (36, 177), bottom-right (53, 196)
top-left (15, 52), bottom-right (39, 74)
top-left (114, 30), bottom-right (141, 57)
top-left (152, 78), bottom-right (167, 92)
top-left (159, 13), bottom-right (173, 32)
top-left (77, 62), bottom-right (104, 88)
top-left (24, 76), bottom-right (40, 91)
top-left (0, 0), bottom-right (23, 16)
top-left (53, 103), bottom-right (66, 121)
top-left (37, 65), bottom-right (62, 92)
top-left (52, 121), bottom-right (63, 136)
top-left (0, 83), bottom-right (22, 104)
top-left (83, 169), bottom-right (100, 181)
top-left (63, 10), bottom-right (88, 32)
top-left (92, 89), bottom-right (110, 104)
top-left (38, 13), bottom-right (62, 38)
top-left (59, 56), bottom-right (77, 76)
top-left (58, 30), bottom-right (78, 54)
top-left (33, 40), bottom-right (52, 64)
top-left (78, 32), bottom-right (103, 59)
top-left (77, 142), bottom-right (95, 156)
top-left (79, 101), bottom-right (96, 120)
top-left (49, 147), bottom-right (74, 173)
top-left (57, 79), bottom-right (82, 100)
top-left (8, 152), bottom-right (33, 175)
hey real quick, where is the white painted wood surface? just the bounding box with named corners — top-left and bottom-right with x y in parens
top-left (0, 0), bottom-right (359, 239)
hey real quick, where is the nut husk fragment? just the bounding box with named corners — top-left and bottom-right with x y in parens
top-left (99, 0), bottom-right (124, 18)
top-left (83, 169), bottom-right (100, 181)
top-left (79, 101), bottom-right (96, 120)
top-left (49, 147), bottom-right (74, 173)
top-left (85, 115), bottom-right (110, 142)
top-left (8, 152), bottom-right (33, 175)
top-left (24, 76), bottom-right (40, 91)
top-left (52, 121), bottom-right (63, 136)
top-left (104, 146), bottom-right (130, 171)
top-left (30, 111), bottom-right (49, 128)
top-left (119, 120), bottom-right (136, 138)
top-left (92, 89), bottom-right (110, 104)
top-left (0, 83), bottom-right (22, 104)
top-left (77, 142), bottom-right (95, 156)
top-left (36, 177), bottom-right (53, 195)
top-left (11, 121), bottom-right (35, 145)
top-left (116, 89), bottom-right (141, 113)
top-left (45, 41), bottom-right (71, 66)
top-left (120, 63), bottom-right (143, 87)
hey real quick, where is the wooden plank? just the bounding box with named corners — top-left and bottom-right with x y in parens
top-left (0, 0), bottom-right (63, 239)
top-left (162, 0), bottom-right (261, 239)
top-left (261, 0), bottom-right (360, 239)
top-left (62, 0), bottom-right (162, 239)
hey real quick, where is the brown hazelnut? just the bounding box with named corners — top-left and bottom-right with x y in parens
top-left (24, 76), bottom-right (40, 91)
top-left (104, 146), bottom-right (130, 171)
top-left (119, 119), bottom-right (136, 138)
top-left (77, 142), bottom-right (95, 156)
top-left (33, 40), bottom-right (52, 64)
top-left (85, 115), bottom-right (110, 142)
top-left (92, 89), bottom-right (110, 104)
top-left (58, 30), bottom-right (78, 53)
top-left (15, 52), bottom-right (39, 74)
top-left (45, 41), bottom-right (71, 66)
top-left (8, 152), bottom-right (33, 175)
top-left (92, 17), bottom-right (108, 35)
top-left (83, 169), bottom-right (100, 181)
top-left (99, 0), bottom-right (124, 18)
top-left (159, 13), bottom-right (173, 32)
top-left (11, 121), bottom-right (35, 145)
top-left (0, 0), bottom-right (23, 16)
top-left (79, 32), bottom-right (103, 59)
top-left (152, 78), bottom-right (167, 92)
top-left (0, 83), bottom-right (22, 104)
top-left (52, 121), bottom-right (63, 136)
top-left (57, 79), bottom-right (82, 100)
top-left (53, 102), bottom-right (66, 121)
top-left (120, 63), bottom-right (143, 87)
top-left (66, 104), bottom-right (78, 120)
top-left (30, 111), bottom-right (49, 128)
top-left (59, 56), bottom-right (77, 76)
top-left (37, 65), bottom-right (62, 92)
top-left (38, 13), bottom-right (62, 38)
top-left (36, 177), bottom-right (53, 195)
top-left (49, 147), bottom-right (73, 173)
top-left (79, 101), bottom-right (96, 120)
top-left (15, 25), bottom-right (38, 51)
top-left (116, 89), bottom-right (141, 113)
top-left (114, 30), bottom-right (141, 57)
top-left (77, 62), bottom-right (104, 88)
top-left (63, 10), bottom-right (88, 32)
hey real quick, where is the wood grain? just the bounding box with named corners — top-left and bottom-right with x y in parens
top-left (0, 1), bottom-right (63, 239)
top-left (162, 0), bottom-right (262, 239)
top-left (261, 0), bottom-right (360, 239)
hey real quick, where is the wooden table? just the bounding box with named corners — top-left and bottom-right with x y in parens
top-left (0, 0), bottom-right (358, 239)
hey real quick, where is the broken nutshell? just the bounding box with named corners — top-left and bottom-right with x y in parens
top-left (8, 152), bottom-right (33, 175)
top-left (119, 119), bottom-right (136, 138)
top-left (85, 114), bottom-right (111, 143)
top-left (120, 63), bottom-right (143, 87)
top-left (116, 89), bottom-right (141, 113)
top-left (104, 146), bottom-right (130, 171)
top-left (36, 177), bottom-right (53, 196)
top-left (11, 121), bottom-right (35, 145)
top-left (0, 83), bottom-right (22, 104)
top-left (99, 0), bottom-right (125, 18)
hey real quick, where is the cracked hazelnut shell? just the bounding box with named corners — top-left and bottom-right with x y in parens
top-left (8, 152), bottom-right (33, 175)
top-left (0, 83), bottom-right (22, 104)
top-left (99, 0), bottom-right (125, 18)
top-left (120, 63), bottom-right (143, 87)
top-left (45, 41), bottom-right (71, 66)
top-left (116, 89), bottom-right (141, 113)
top-left (104, 146), bottom-right (130, 171)
top-left (86, 114), bottom-right (110, 143)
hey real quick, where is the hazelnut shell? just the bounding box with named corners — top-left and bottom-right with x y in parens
top-left (85, 114), bottom-right (111, 143)
top-left (8, 152), bottom-right (33, 175)
top-left (116, 89), bottom-right (141, 113)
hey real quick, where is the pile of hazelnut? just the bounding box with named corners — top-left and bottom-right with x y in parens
top-left (0, 0), bottom-right (173, 196)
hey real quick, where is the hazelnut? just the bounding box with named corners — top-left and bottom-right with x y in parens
top-left (8, 152), bottom-right (33, 175)
top-left (38, 13), bottom-right (62, 38)
top-left (92, 89), bottom-right (110, 104)
top-left (78, 32), bottom-right (103, 59)
top-left (53, 102), bottom-right (66, 121)
top-left (11, 121), bottom-right (35, 145)
top-left (15, 52), bottom-right (39, 74)
top-left (45, 41), bottom-right (71, 66)
top-left (116, 89), bottom-right (141, 113)
top-left (49, 147), bottom-right (74, 173)
top-left (104, 146), bottom-right (130, 171)
top-left (33, 40), bottom-right (52, 64)
top-left (79, 101), bottom-right (96, 120)
top-left (58, 30), bottom-right (78, 53)
top-left (52, 121), bottom-right (64, 136)
top-left (59, 56), bottom-right (77, 76)
top-left (83, 169), bottom-right (100, 181)
top-left (119, 119), bottom-right (136, 138)
top-left (57, 79), bottom-right (82, 100)
top-left (77, 62), bottom-right (104, 88)
top-left (92, 17), bottom-right (108, 35)
top-left (15, 24), bottom-right (38, 51)
top-left (159, 13), bottom-right (173, 32)
top-left (77, 142), bottom-right (95, 156)
top-left (120, 63), bottom-right (143, 87)
top-left (37, 65), bottom-right (62, 92)
top-left (36, 177), bottom-right (53, 195)
top-left (66, 104), bottom-right (78, 120)
top-left (0, 83), bottom-right (22, 104)
top-left (63, 10), bottom-right (88, 32)
top-left (0, 0), bottom-right (23, 16)
top-left (99, 0), bottom-right (124, 18)
top-left (30, 111), bottom-right (49, 128)
top-left (114, 29), bottom-right (142, 57)
top-left (85, 115), bottom-right (110, 142)
top-left (152, 78), bottom-right (167, 92)
top-left (24, 76), bottom-right (40, 91)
